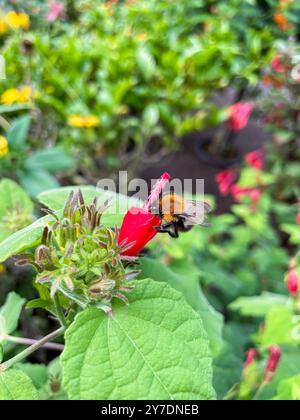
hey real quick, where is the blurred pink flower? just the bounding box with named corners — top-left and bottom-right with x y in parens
top-left (215, 170), bottom-right (237, 196)
top-left (245, 149), bottom-right (265, 171)
top-left (46, 2), bottom-right (64, 22)
top-left (286, 268), bottom-right (299, 297)
top-left (271, 55), bottom-right (285, 73)
top-left (231, 185), bottom-right (261, 204)
top-left (228, 102), bottom-right (253, 131)
top-left (264, 346), bottom-right (281, 383)
top-left (244, 348), bottom-right (259, 369)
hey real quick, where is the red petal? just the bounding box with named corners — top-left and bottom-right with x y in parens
top-left (118, 207), bottom-right (161, 256)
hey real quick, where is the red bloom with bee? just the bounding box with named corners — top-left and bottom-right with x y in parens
top-left (118, 173), bottom-right (211, 256)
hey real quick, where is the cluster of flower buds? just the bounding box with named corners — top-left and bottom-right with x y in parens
top-left (17, 191), bottom-right (140, 313)
top-left (243, 345), bottom-right (282, 384)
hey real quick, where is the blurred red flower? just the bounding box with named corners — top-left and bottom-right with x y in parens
top-left (228, 102), bottom-right (253, 131)
top-left (264, 346), bottom-right (281, 383)
top-left (286, 268), bottom-right (299, 297)
top-left (245, 149), bottom-right (265, 171)
top-left (244, 348), bottom-right (259, 369)
top-left (231, 185), bottom-right (261, 204)
top-left (216, 170), bottom-right (237, 196)
top-left (271, 55), bottom-right (285, 73)
top-left (118, 173), bottom-right (170, 256)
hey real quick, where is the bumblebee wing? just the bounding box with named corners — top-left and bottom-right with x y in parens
top-left (181, 200), bottom-right (212, 227)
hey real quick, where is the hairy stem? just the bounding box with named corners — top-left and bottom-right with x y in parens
top-left (1, 335), bottom-right (64, 351)
top-left (0, 327), bottom-right (65, 372)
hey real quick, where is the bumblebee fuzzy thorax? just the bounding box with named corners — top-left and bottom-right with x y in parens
top-left (159, 194), bottom-right (186, 223)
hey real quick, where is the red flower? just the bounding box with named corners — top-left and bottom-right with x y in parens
top-left (297, 213), bottom-right (300, 225)
top-left (264, 346), bottom-right (281, 383)
top-left (286, 268), bottom-right (299, 297)
top-left (271, 55), bottom-right (285, 73)
top-left (244, 348), bottom-right (259, 369)
top-left (228, 102), bottom-right (253, 131)
top-left (231, 185), bottom-right (261, 204)
top-left (245, 149), bottom-right (265, 171)
top-left (118, 173), bottom-right (170, 256)
top-left (216, 170), bottom-right (237, 196)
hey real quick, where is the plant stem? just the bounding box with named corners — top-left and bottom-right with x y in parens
top-left (54, 295), bottom-right (67, 328)
top-left (253, 382), bottom-right (267, 401)
top-left (0, 327), bottom-right (65, 372)
top-left (1, 335), bottom-right (64, 351)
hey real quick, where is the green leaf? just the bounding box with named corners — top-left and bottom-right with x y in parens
top-left (0, 104), bottom-right (31, 114)
top-left (38, 186), bottom-right (142, 226)
top-left (61, 279), bottom-right (215, 400)
top-left (0, 178), bottom-right (34, 242)
top-left (0, 215), bottom-right (52, 264)
top-left (0, 369), bottom-right (38, 400)
top-left (260, 307), bottom-right (300, 347)
top-left (7, 115), bottom-right (31, 150)
top-left (0, 292), bottom-right (25, 338)
top-left (136, 48), bottom-right (156, 80)
top-left (20, 169), bottom-right (60, 197)
top-left (25, 148), bottom-right (74, 173)
top-left (16, 363), bottom-right (48, 389)
top-left (274, 375), bottom-right (300, 400)
top-left (139, 258), bottom-right (224, 356)
top-left (229, 293), bottom-right (290, 317)
top-left (143, 104), bottom-right (160, 129)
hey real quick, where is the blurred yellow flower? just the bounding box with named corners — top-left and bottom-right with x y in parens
top-left (5, 11), bottom-right (30, 31)
top-left (0, 264), bottom-right (6, 274)
top-left (68, 115), bottom-right (100, 128)
top-left (137, 32), bottom-right (148, 42)
top-left (0, 17), bottom-right (8, 34)
top-left (1, 86), bottom-right (34, 105)
top-left (0, 136), bottom-right (9, 157)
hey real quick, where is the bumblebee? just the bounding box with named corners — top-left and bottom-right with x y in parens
top-left (152, 193), bottom-right (212, 238)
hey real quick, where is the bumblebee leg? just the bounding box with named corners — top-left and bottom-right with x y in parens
top-left (171, 222), bottom-right (179, 238)
top-left (156, 223), bottom-right (179, 238)
top-left (155, 223), bottom-right (173, 234)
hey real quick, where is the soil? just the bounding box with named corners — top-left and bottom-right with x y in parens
top-left (139, 120), bottom-right (271, 214)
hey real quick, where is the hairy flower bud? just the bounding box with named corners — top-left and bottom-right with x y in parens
top-left (264, 346), bottom-right (281, 383)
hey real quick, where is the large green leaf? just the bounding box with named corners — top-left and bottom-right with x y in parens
top-left (38, 186), bottom-right (142, 226)
top-left (0, 179), bottom-right (34, 242)
top-left (0, 292), bottom-right (25, 338)
top-left (61, 279), bottom-right (215, 400)
top-left (139, 258), bottom-right (224, 356)
top-left (0, 187), bottom-right (142, 263)
top-left (0, 369), bottom-right (38, 400)
top-left (0, 215), bottom-right (51, 263)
